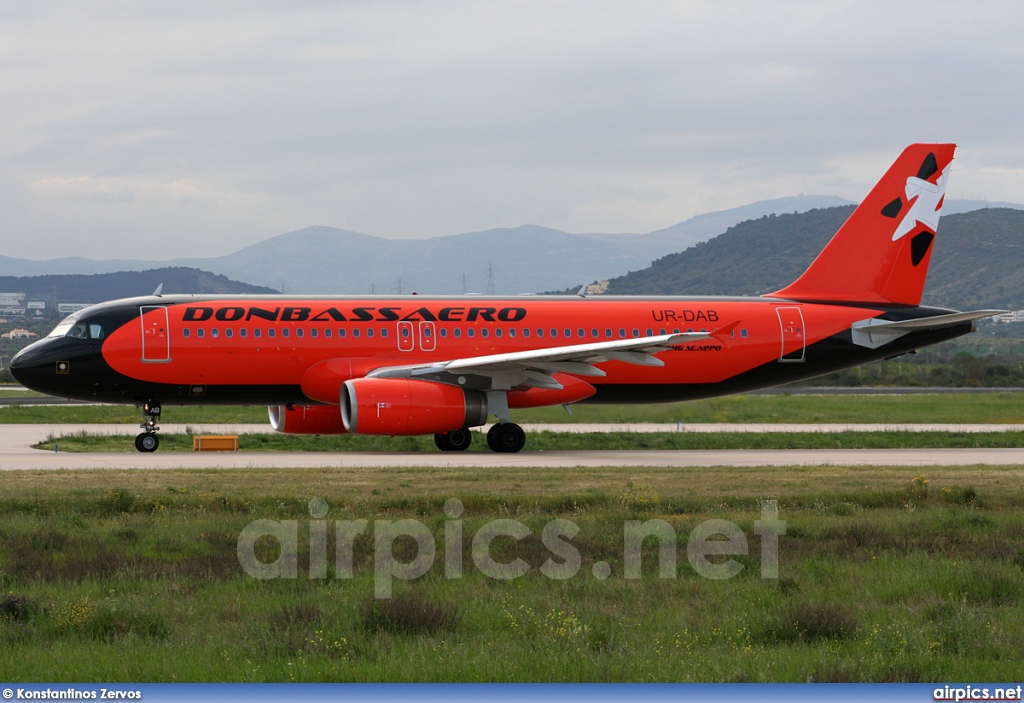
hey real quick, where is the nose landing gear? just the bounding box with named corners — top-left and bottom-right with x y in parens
top-left (135, 401), bottom-right (161, 452)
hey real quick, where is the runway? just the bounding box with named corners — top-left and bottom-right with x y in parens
top-left (2, 422), bottom-right (1023, 471)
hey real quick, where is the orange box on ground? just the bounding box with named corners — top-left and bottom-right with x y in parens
top-left (192, 435), bottom-right (240, 452)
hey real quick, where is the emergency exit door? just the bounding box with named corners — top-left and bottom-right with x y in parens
top-left (775, 306), bottom-right (806, 363)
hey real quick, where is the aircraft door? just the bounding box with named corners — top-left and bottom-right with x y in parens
top-left (419, 321), bottom-right (436, 352)
top-left (775, 306), bottom-right (806, 363)
top-left (140, 306), bottom-right (171, 363)
top-left (397, 321), bottom-right (415, 352)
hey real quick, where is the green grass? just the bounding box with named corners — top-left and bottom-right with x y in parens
top-left (0, 390), bottom-right (45, 399)
top-left (32, 430), bottom-right (1024, 453)
top-left (4, 392), bottom-right (1024, 425)
top-left (1, 468), bottom-right (1023, 681)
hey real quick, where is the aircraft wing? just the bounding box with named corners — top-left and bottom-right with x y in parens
top-left (366, 330), bottom-right (724, 391)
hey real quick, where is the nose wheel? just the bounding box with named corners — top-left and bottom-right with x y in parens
top-left (136, 401), bottom-right (162, 453)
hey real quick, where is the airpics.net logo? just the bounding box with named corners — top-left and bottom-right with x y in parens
top-left (236, 499), bottom-right (785, 598)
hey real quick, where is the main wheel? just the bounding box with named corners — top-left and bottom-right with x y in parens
top-left (446, 428), bottom-right (473, 451)
top-left (486, 423), bottom-right (526, 453)
top-left (434, 429), bottom-right (473, 452)
top-left (135, 433), bottom-right (159, 453)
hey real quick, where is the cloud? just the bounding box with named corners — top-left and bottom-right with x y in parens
top-left (1, 0), bottom-right (1023, 258)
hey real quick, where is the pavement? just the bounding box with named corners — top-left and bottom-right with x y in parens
top-left (1, 422), bottom-right (1023, 471)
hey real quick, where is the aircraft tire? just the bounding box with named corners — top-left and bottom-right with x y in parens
top-left (434, 433), bottom-right (453, 451)
top-left (447, 428), bottom-right (472, 451)
top-left (135, 433), bottom-right (159, 453)
top-left (486, 422), bottom-right (526, 453)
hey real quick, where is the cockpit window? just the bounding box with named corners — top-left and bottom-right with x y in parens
top-left (47, 316), bottom-right (103, 340)
top-left (67, 323), bottom-right (89, 339)
top-left (48, 317), bottom-right (79, 338)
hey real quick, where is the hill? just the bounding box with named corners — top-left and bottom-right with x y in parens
top-left (0, 196), bottom-right (856, 295)
top-left (602, 207), bottom-right (1024, 311)
top-left (0, 267), bottom-right (278, 307)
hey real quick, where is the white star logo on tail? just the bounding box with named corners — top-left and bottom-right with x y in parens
top-left (892, 163), bottom-right (949, 241)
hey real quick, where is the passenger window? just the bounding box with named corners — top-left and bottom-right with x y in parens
top-left (226, 328), bottom-right (233, 338)
top-left (324, 329), bottom-right (331, 338)
top-left (551, 328), bottom-right (558, 338)
top-left (454, 328), bottom-right (461, 338)
top-left (481, 328), bottom-right (489, 338)
top-left (495, 329), bottom-right (502, 338)
top-left (509, 328), bottom-right (516, 338)
top-left (255, 329), bottom-right (262, 338)
top-left (632, 328), bottom-right (639, 337)
top-left (523, 328), bottom-right (530, 338)
top-left (440, 328), bottom-right (448, 338)
top-left (605, 329), bottom-right (612, 338)
top-left (646, 328), bottom-right (653, 336)
top-left (536, 329), bottom-right (543, 338)
top-left (296, 328), bottom-right (304, 338)
top-left (468, 329), bottom-right (475, 338)
top-left (197, 329), bottom-right (205, 338)
top-left (619, 328), bottom-right (626, 338)
top-left (310, 328), bottom-right (317, 338)
top-left (741, 329), bottom-right (748, 338)
top-left (564, 328), bottom-right (571, 338)
top-left (591, 328), bottom-right (598, 338)
top-left (577, 328), bottom-right (584, 338)
top-left (660, 328), bottom-right (666, 335)
top-left (367, 329), bottom-right (374, 338)
top-left (338, 329), bottom-right (345, 338)
top-left (212, 328), bottom-right (219, 338)
top-left (380, 328), bottom-right (388, 338)
top-left (268, 329), bottom-right (276, 338)
top-left (183, 328), bottom-right (190, 338)
top-left (282, 328), bottom-right (290, 338)
top-left (240, 329), bottom-right (247, 338)
top-left (353, 329), bottom-right (360, 338)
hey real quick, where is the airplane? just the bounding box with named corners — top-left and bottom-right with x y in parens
top-left (10, 143), bottom-right (1002, 453)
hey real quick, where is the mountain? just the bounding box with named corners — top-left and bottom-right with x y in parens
top-left (0, 267), bottom-right (278, 306)
top-left (601, 207), bottom-right (1024, 311)
top-left (1, 196), bottom-right (1018, 296)
top-left (0, 195), bottom-right (860, 295)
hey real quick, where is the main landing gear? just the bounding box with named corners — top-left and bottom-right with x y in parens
top-left (486, 422), bottom-right (526, 453)
top-left (135, 401), bottom-right (161, 453)
top-left (433, 424), bottom-right (527, 452)
top-left (434, 428), bottom-right (473, 452)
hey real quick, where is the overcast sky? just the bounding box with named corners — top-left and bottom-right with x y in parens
top-left (2, 0), bottom-right (1023, 260)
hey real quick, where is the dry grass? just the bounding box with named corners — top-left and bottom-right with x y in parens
top-left (3, 464), bottom-right (1024, 504)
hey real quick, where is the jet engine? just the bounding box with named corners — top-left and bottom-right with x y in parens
top-left (341, 378), bottom-right (488, 435)
top-left (268, 404), bottom-right (347, 435)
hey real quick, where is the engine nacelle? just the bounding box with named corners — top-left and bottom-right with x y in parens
top-left (507, 374), bottom-right (596, 409)
top-left (268, 404), bottom-right (347, 435)
top-left (341, 378), bottom-right (487, 435)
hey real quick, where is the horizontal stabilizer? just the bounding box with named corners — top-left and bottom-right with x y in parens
top-left (851, 310), bottom-right (1004, 349)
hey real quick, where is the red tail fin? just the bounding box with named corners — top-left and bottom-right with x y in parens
top-left (767, 143), bottom-right (955, 306)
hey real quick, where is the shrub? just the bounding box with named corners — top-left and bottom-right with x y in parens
top-left (760, 602), bottom-right (858, 643)
top-left (359, 591), bottom-right (459, 636)
top-left (0, 595), bottom-right (40, 622)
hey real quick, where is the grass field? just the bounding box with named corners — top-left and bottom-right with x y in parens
top-left (3, 392), bottom-right (1024, 425)
top-left (1, 465), bottom-right (1024, 682)
top-left (31, 429), bottom-right (1024, 452)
